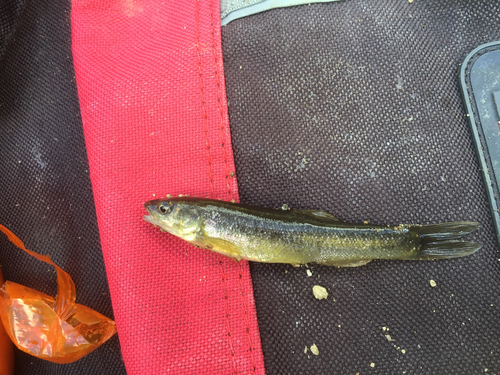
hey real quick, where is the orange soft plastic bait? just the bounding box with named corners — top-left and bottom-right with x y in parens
top-left (0, 224), bottom-right (116, 364)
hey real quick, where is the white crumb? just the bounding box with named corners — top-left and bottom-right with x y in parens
top-left (312, 285), bottom-right (328, 300)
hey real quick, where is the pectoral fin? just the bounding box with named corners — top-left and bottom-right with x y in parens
top-left (320, 260), bottom-right (372, 267)
top-left (192, 237), bottom-right (242, 260)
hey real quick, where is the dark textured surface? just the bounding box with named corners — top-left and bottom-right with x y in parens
top-left (222, 1), bottom-right (500, 374)
top-left (0, 0), bottom-right (126, 373)
top-left (0, 0), bottom-right (25, 59)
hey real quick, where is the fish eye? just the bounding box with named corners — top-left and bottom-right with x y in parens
top-left (158, 203), bottom-right (171, 214)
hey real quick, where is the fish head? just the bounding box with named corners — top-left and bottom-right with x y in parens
top-left (143, 198), bottom-right (203, 242)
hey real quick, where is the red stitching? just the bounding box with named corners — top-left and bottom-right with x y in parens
top-left (218, 259), bottom-right (238, 374)
top-left (195, 0), bottom-right (215, 199)
top-left (209, 0), bottom-right (233, 200)
top-left (209, 1), bottom-right (257, 373)
top-left (197, 1), bottom-right (238, 373)
top-left (237, 261), bottom-right (258, 374)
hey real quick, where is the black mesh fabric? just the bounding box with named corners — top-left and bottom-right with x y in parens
top-left (0, 0), bottom-right (126, 373)
top-left (222, 1), bottom-right (500, 374)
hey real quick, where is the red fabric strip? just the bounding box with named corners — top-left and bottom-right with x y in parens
top-left (71, 1), bottom-right (265, 373)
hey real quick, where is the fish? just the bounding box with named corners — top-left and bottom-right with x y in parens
top-left (143, 197), bottom-right (481, 267)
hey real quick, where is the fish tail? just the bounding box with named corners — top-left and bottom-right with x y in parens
top-left (409, 221), bottom-right (481, 259)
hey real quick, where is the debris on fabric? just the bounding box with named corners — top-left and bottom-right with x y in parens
top-left (312, 285), bottom-right (328, 300)
top-left (310, 343), bottom-right (319, 355)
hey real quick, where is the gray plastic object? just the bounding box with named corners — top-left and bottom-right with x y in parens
top-left (221, 0), bottom-right (343, 26)
top-left (460, 41), bottom-right (500, 246)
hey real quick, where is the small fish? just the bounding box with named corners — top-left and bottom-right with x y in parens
top-left (143, 198), bottom-right (481, 267)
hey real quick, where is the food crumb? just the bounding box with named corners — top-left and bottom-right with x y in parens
top-left (231, 199), bottom-right (236, 203)
top-left (304, 346), bottom-right (308, 354)
top-left (310, 344), bottom-right (319, 356)
top-left (401, 349), bottom-right (406, 354)
top-left (282, 204), bottom-right (290, 210)
top-left (385, 334), bottom-right (394, 341)
top-left (370, 362), bottom-right (375, 368)
top-left (430, 280), bottom-right (437, 287)
top-left (313, 285), bottom-right (328, 300)
top-left (306, 269), bottom-right (313, 277)
top-left (409, 0), bottom-right (413, 3)
top-left (382, 326), bottom-right (387, 331)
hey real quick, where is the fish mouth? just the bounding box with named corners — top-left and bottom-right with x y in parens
top-left (143, 214), bottom-right (160, 226)
top-left (144, 203), bottom-right (161, 226)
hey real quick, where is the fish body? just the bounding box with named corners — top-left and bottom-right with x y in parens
top-left (143, 197), bottom-right (481, 267)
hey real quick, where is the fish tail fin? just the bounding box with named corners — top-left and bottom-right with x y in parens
top-left (410, 221), bottom-right (481, 259)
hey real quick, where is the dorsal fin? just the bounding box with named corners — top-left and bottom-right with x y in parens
top-left (290, 209), bottom-right (342, 222)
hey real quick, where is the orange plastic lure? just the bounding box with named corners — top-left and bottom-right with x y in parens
top-left (0, 224), bottom-right (116, 363)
